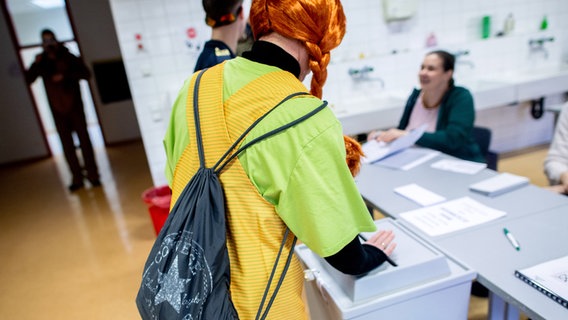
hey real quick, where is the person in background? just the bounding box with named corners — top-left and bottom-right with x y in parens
top-left (164, 0), bottom-right (396, 318)
top-left (367, 50), bottom-right (484, 163)
top-left (544, 102), bottom-right (568, 195)
top-left (25, 29), bottom-right (100, 192)
top-left (236, 20), bottom-right (254, 56)
top-left (194, 0), bottom-right (247, 71)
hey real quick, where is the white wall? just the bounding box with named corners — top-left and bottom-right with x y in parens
top-left (109, 0), bottom-right (568, 186)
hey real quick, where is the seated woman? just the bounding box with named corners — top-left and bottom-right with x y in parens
top-left (544, 102), bottom-right (568, 195)
top-left (368, 50), bottom-right (484, 163)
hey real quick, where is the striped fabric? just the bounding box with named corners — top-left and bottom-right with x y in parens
top-left (171, 63), bottom-right (309, 319)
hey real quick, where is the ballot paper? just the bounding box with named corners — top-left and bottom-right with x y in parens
top-left (469, 173), bottom-right (529, 197)
top-left (400, 197), bottom-right (507, 236)
top-left (374, 148), bottom-right (440, 171)
top-left (362, 124), bottom-right (427, 164)
top-left (431, 159), bottom-right (487, 175)
top-left (394, 183), bottom-right (446, 206)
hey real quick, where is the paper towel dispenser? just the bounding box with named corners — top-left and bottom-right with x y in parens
top-left (382, 0), bottom-right (418, 22)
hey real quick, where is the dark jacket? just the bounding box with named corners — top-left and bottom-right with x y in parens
top-left (398, 86), bottom-right (484, 162)
top-left (25, 45), bottom-right (90, 114)
top-left (194, 40), bottom-right (235, 72)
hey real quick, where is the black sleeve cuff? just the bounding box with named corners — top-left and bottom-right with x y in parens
top-left (324, 236), bottom-right (397, 275)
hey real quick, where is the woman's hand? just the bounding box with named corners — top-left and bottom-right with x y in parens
top-left (560, 171), bottom-right (568, 194)
top-left (368, 128), bottom-right (407, 143)
top-left (365, 229), bottom-right (396, 255)
top-left (367, 130), bottom-right (383, 141)
top-left (546, 171), bottom-right (568, 194)
top-left (544, 185), bottom-right (567, 194)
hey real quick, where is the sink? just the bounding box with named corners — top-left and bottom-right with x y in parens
top-left (496, 65), bottom-right (568, 101)
top-left (330, 94), bottom-right (405, 115)
top-left (319, 62), bottom-right (568, 136)
top-left (327, 93), bottom-right (406, 135)
top-left (457, 78), bottom-right (517, 110)
top-left (459, 79), bottom-right (510, 91)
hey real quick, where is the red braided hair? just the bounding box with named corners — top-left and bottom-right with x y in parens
top-left (250, 0), bottom-right (364, 176)
top-left (250, 0), bottom-right (345, 98)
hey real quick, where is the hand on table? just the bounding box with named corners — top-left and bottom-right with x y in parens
top-left (560, 171), bottom-right (568, 194)
top-left (367, 128), bottom-right (407, 143)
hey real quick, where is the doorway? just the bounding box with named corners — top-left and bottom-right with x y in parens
top-left (4, 0), bottom-right (104, 155)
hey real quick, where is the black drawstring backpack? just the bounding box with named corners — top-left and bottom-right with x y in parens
top-left (136, 68), bottom-right (327, 319)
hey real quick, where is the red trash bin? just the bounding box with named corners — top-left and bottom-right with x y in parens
top-left (141, 185), bottom-right (172, 235)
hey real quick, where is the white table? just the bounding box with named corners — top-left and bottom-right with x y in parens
top-left (356, 151), bottom-right (568, 319)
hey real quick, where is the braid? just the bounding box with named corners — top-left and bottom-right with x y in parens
top-left (250, 0), bottom-right (345, 98)
top-left (306, 42), bottom-right (328, 99)
top-left (249, 0), bottom-right (362, 176)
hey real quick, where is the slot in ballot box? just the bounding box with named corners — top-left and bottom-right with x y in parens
top-left (296, 218), bottom-right (476, 319)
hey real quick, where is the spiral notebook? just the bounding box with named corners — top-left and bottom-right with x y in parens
top-left (514, 255), bottom-right (568, 309)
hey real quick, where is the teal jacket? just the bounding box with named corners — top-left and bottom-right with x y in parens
top-left (397, 86), bottom-right (485, 163)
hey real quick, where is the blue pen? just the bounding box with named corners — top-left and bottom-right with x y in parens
top-left (504, 228), bottom-right (521, 251)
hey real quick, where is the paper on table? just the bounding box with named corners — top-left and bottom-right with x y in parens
top-left (375, 148), bottom-right (440, 171)
top-left (362, 124), bottom-right (427, 164)
top-left (469, 173), bottom-right (529, 197)
top-left (431, 159), bottom-right (487, 175)
top-left (400, 196), bottom-right (507, 236)
top-left (394, 183), bottom-right (446, 206)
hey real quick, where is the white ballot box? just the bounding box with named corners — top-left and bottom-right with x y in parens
top-left (296, 218), bottom-right (475, 319)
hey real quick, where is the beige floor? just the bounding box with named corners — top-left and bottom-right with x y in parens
top-left (0, 141), bottom-right (550, 319)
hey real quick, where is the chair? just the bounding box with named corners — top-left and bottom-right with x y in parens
top-left (472, 126), bottom-right (498, 170)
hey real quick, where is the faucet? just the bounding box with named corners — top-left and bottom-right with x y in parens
top-left (453, 50), bottom-right (475, 69)
top-left (528, 37), bottom-right (554, 59)
top-left (453, 50), bottom-right (470, 59)
top-left (348, 65), bottom-right (374, 76)
top-left (348, 65), bottom-right (385, 88)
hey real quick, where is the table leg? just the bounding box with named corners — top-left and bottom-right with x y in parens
top-left (488, 291), bottom-right (520, 320)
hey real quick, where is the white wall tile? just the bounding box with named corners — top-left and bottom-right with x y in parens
top-left (139, 0), bottom-right (166, 19)
top-left (129, 77), bottom-right (158, 97)
top-left (163, 0), bottom-right (190, 16)
top-left (114, 20), bottom-right (144, 43)
top-left (110, 1), bottom-right (140, 22)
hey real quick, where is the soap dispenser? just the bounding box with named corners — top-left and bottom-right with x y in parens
top-left (503, 14), bottom-right (515, 35)
top-left (425, 32), bottom-right (438, 48)
top-left (481, 15), bottom-right (491, 39)
top-left (540, 15), bottom-right (548, 30)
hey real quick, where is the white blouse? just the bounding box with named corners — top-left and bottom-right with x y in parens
top-left (406, 92), bottom-right (439, 133)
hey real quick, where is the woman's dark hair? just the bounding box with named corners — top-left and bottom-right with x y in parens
top-left (427, 50), bottom-right (455, 87)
